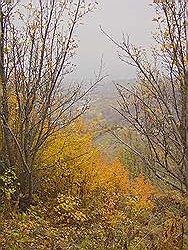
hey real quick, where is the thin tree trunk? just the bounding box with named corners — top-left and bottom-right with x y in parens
top-left (0, 1), bottom-right (13, 167)
top-left (184, 0), bottom-right (188, 237)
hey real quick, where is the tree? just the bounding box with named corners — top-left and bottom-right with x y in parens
top-left (0, 0), bottom-right (101, 208)
top-left (102, 0), bottom-right (188, 235)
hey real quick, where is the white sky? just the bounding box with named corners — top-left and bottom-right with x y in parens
top-left (72, 0), bottom-right (155, 81)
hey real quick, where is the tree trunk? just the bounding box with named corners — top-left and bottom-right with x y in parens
top-left (185, 0), bottom-right (188, 236)
top-left (0, 2), bottom-right (13, 167)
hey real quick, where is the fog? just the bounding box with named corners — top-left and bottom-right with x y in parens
top-left (72, 0), bottom-right (155, 81)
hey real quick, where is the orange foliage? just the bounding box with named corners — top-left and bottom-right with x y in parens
top-left (87, 156), bottom-right (155, 210)
top-left (87, 156), bottom-right (129, 194)
top-left (129, 174), bottom-right (155, 211)
top-left (33, 119), bottom-right (155, 229)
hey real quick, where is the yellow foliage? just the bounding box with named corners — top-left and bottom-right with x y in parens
top-left (129, 175), bottom-right (155, 211)
top-left (55, 194), bottom-right (87, 224)
top-left (34, 119), bottom-right (155, 230)
top-left (35, 119), bottom-right (98, 199)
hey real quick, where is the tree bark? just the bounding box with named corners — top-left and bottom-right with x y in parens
top-left (185, 0), bottom-right (188, 236)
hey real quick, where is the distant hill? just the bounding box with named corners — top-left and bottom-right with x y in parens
top-left (89, 78), bottom-right (135, 124)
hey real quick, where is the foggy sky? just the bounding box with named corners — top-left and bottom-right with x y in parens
top-left (72, 0), bottom-right (155, 81)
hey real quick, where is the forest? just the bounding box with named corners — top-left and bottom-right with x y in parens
top-left (0, 0), bottom-right (187, 249)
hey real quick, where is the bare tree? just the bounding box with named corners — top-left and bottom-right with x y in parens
top-left (0, 0), bottom-right (102, 208)
top-left (102, 0), bottom-right (188, 234)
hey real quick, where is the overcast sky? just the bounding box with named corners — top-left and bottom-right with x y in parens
top-left (72, 0), bottom-right (155, 81)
